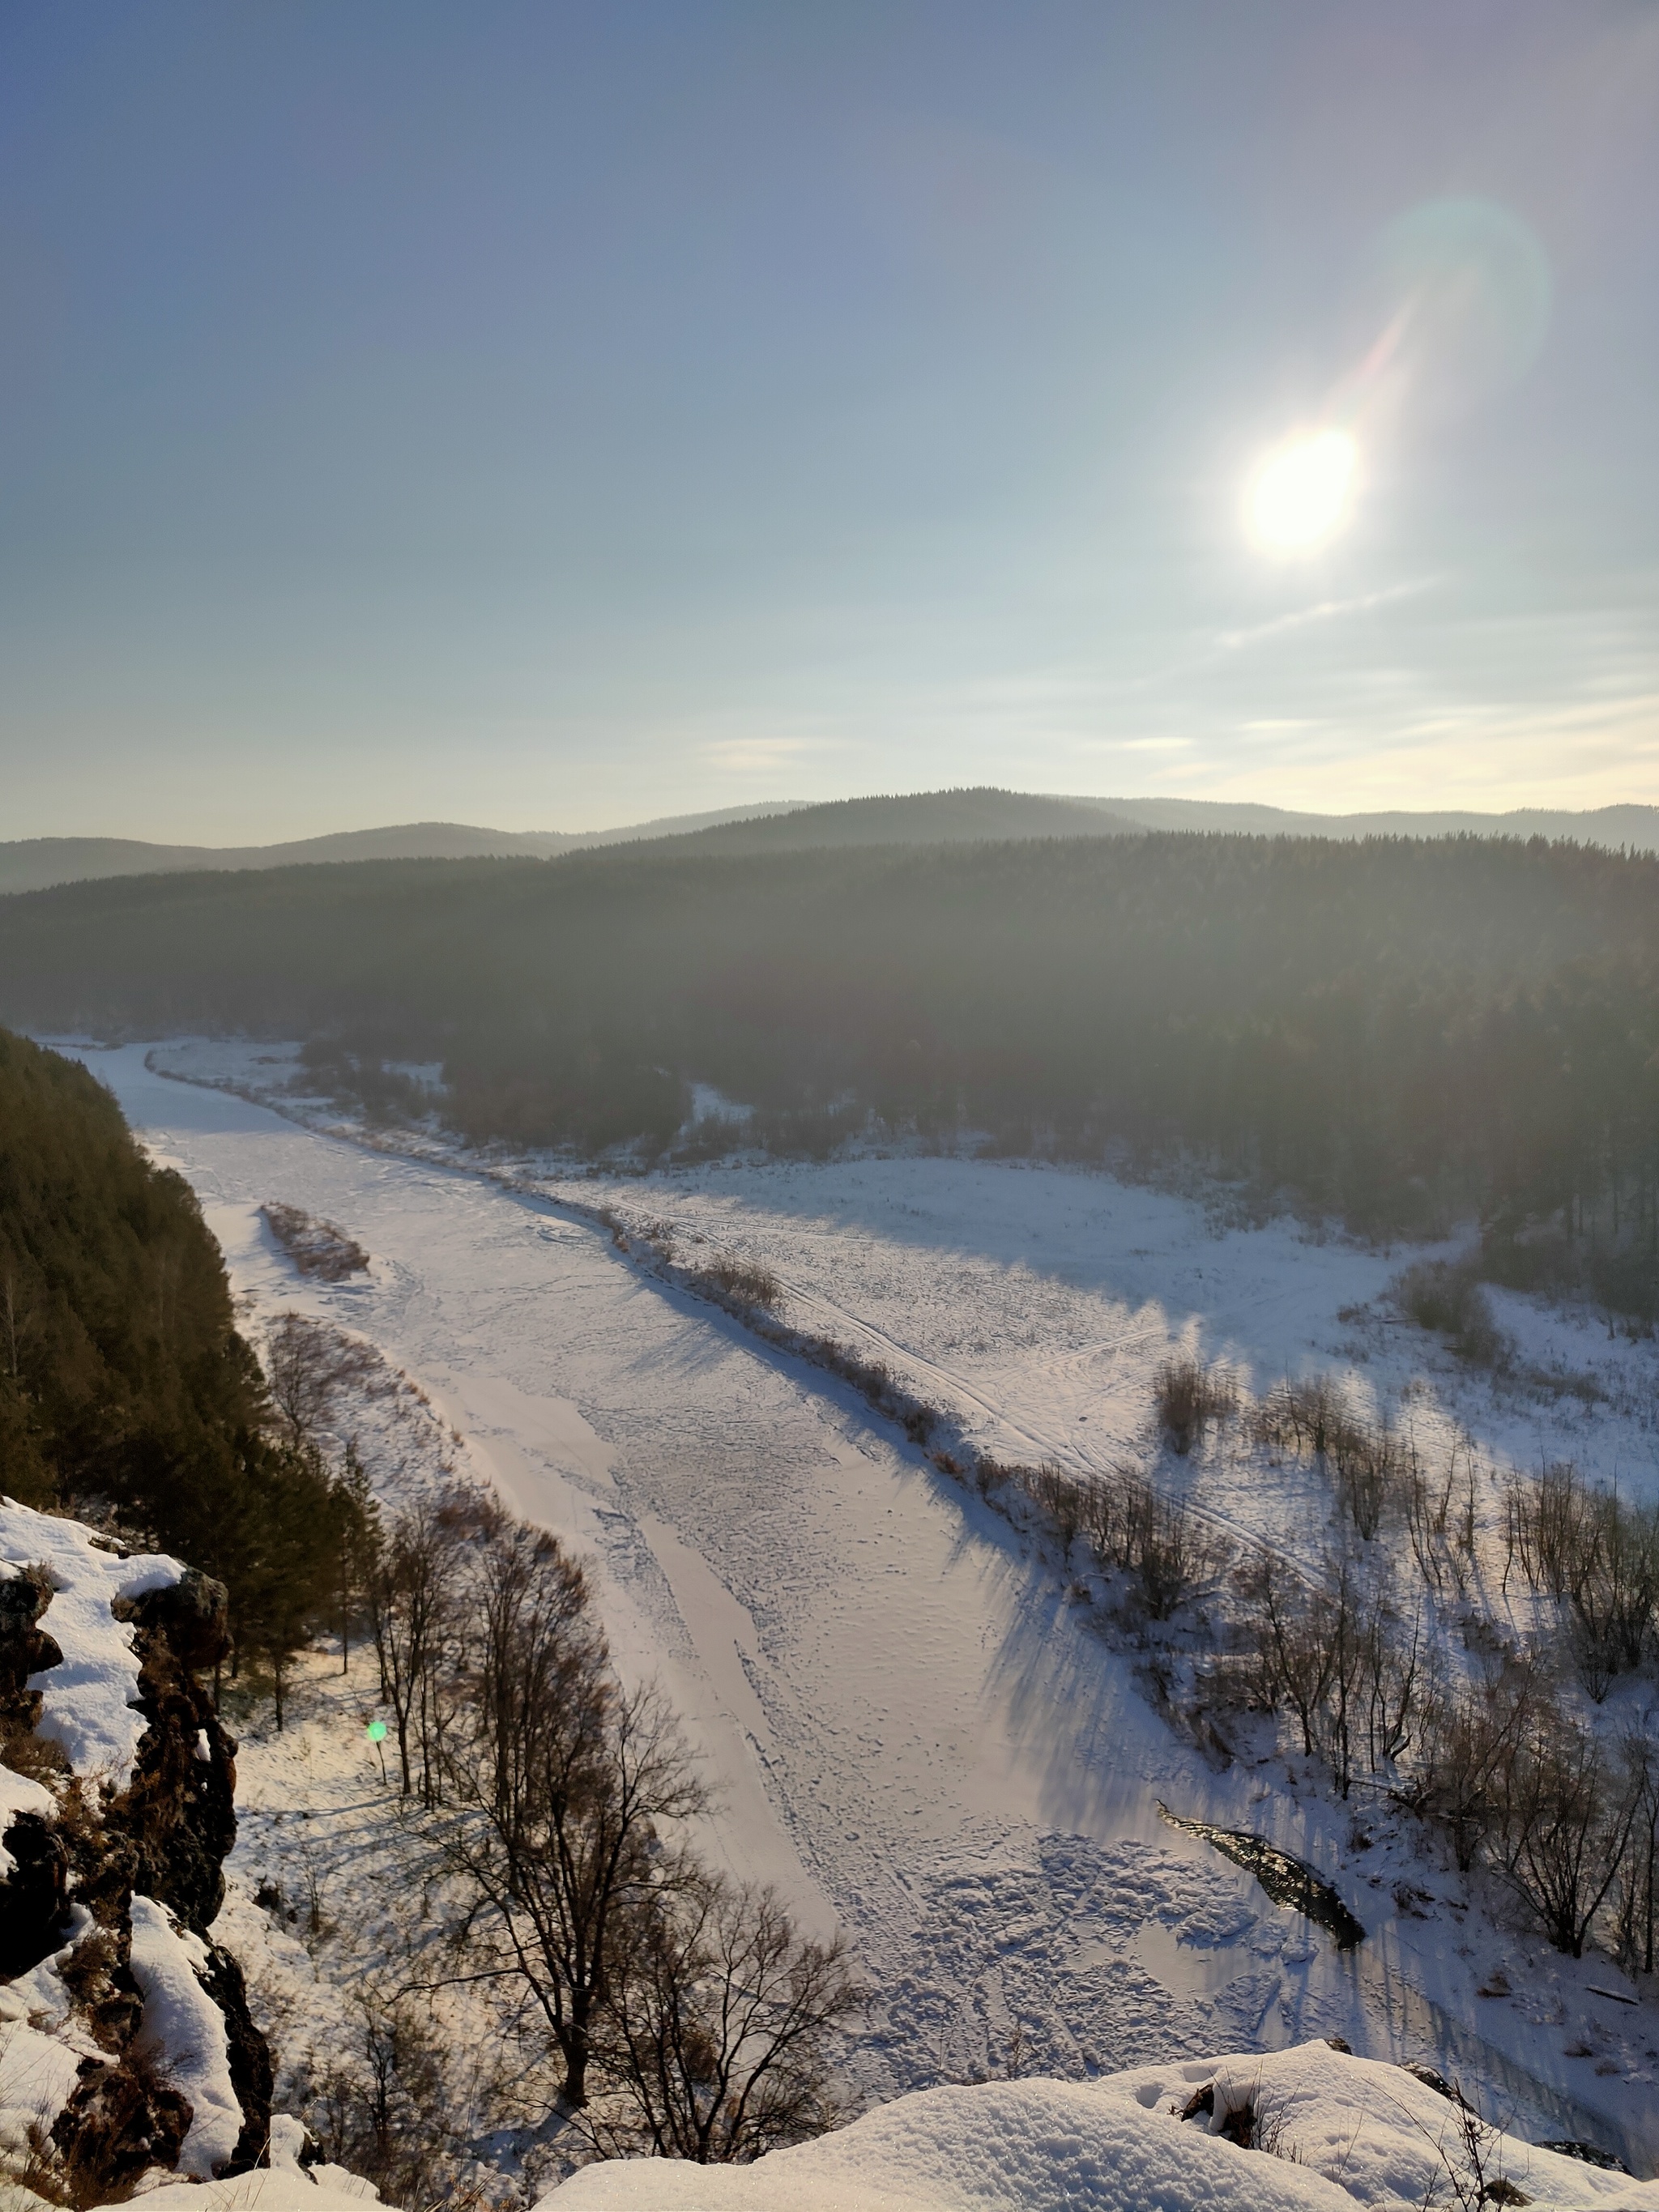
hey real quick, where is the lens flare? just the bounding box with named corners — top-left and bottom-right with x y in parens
top-left (1246, 428), bottom-right (1358, 554)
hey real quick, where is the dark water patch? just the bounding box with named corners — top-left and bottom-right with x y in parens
top-left (1158, 1801), bottom-right (1367, 1950)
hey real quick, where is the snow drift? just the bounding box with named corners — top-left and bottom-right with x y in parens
top-left (539, 2044), bottom-right (1652, 2212)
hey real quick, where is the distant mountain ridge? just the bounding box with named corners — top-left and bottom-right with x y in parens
top-left (0, 803), bottom-right (801, 895)
top-left (5, 790), bottom-right (1659, 895)
top-left (1091, 796), bottom-right (1659, 846)
top-left (654, 788), bottom-right (1141, 851)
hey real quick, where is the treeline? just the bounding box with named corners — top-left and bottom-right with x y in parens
top-left (0, 1029), bottom-right (351, 1686)
top-left (6, 833), bottom-right (1659, 1297)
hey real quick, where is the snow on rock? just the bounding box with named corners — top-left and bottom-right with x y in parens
top-left (2, 1497), bottom-right (268, 2197)
top-left (127, 1895), bottom-right (245, 2178)
top-left (539, 2045), bottom-right (1655, 2212)
top-left (1, 1498), bottom-right (183, 1784)
top-left (543, 2074), bottom-right (1363, 2212)
top-left (1098, 2046), bottom-right (1646, 2210)
top-left (113, 2175), bottom-right (380, 2212)
top-left (0, 1912), bottom-right (100, 2170)
top-left (0, 1760), bottom-right (53, 1877)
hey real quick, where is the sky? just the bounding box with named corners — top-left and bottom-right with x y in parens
top-left (2, 1), bottom-right (1656, 842)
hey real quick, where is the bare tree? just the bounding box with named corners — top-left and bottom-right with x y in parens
top-left (1495, 1720), bottom-right (1643, 1957)
top-left (366, 1499), bottom-right (462, 1801)
top-left (265, 1310), bottom-right (377, 1445)
top-left (1239, 1553), bottom-right (1335, 1759)
top-left (1610, 1730), bottom-right (1659, 1977)
top-left (1406, 1663), bottom-right (1541, 1873)
top-left (442, 1522), bottom-right (704, 2109)
top-left (591, 1874), bottom-right (861, 2163)
top-left (0, 1261), bottom-right (36, 1381)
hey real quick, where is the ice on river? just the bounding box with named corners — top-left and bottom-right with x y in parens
top-left (53, 1045), bottom-right (1658, 2162)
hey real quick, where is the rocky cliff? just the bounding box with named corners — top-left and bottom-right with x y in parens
top-left (0, 1500), bottom-right (272, 2201)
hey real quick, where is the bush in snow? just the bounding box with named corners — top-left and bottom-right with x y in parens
top-left (1392, 1259), bottom-right (1508, 1367)
top-left (261, 1200), bottom-right (370, 1282)
top-left (1503, 1461), bottom-right (1659, 1700)
top-left (695, 1255), bottom-right (783, 1310)
top-left (1154, 1353), bottom-right (1238, 1455)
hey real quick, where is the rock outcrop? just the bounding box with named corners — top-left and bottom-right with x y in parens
top-left (0, 1501), bottom-right (272, 2201)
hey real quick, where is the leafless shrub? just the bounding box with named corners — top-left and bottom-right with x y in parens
top-left (697, 1255), bottom-right (782, 1310)
top-left (1235, 1552), bottom-right (1427, 1798)
top-left (287, 1989), bottom-right (516, 2212)
top-left (791, 1331), bottom-right (941, 1445)
top-left (1406, 1448), bottom-right (1459, 1594)
top-left (1248, 1375), bottom-right (1408, 1541)
top-left (1504, 1464), bottom-right (1659, 1698)
top-left (1491, 1719), bottom-right (1644, 1958)
top-left (1401, 1660), bottom-right (1542, 1872)
top-left (1392, 1259), bottom-right (1508, 1368)
top-left (1416, 2091), bottom-right (1530, 2212)
top-left (1248, 1373), bottom-right (1346, 1458)
top-left (261, 1200), bottom-right (369, 1281)
top-left (1154, 1353), bottom-right (1237, 1455)
top-left (1063, 1463), bottom-right (1230, 1619)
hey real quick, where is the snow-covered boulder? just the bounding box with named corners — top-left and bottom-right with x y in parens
top-left (0, 1498), bottom-right (272, 2199)
top-left (536, 2043), bottom-right (1651, 2212)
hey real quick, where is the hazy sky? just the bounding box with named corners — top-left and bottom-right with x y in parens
top-left (2, 2), bottom-right (1656, 841)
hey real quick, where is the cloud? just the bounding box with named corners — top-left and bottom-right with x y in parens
top-left (699, 735), bottom-right (839, 775)
top-left (1215, 576), bottom-right (1442, 653)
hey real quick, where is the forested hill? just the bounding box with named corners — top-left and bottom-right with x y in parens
top-left (646, 788), bottom-right (1137, 850)
top-left (3, 833), bottom-right (1659, 1280)
top-left (0, 1030), bottom-right (340, 1664)
top-left (0, 1032), bottom-right (258, 1509)
top-left (0, 802), bottom-right (798, 895)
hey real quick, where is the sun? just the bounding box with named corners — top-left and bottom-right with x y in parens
top-left (1246, 428), bottom-right (1358, 553)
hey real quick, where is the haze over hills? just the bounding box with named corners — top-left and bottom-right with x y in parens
top-left (655, 789), bottom-right (1141, 851)
top-left (8, 791), bottom-right (1659, 895)
top-left (5, 826), bottom-right (1657, 1271)
top-left (1098, 797), bottom-right (1659, 846)
top-left (0, 803), bottom-right (799, 895)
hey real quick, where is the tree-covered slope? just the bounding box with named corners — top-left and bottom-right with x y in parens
top-left (3, 833), bottom-right (1659, 1271)
top-left (0, 1029), bottom-right (264, 1511)
top-left (0, 1031), bottom-right (339, 1675)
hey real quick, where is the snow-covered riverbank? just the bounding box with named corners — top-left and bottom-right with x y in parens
top-left (53, 1043), bottom-right (1659, 2163)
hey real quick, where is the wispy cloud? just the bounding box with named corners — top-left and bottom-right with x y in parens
top-left (1216, 576), bottom-right (1443, 653)
top-left (700, 735), bottom-right (839, 775)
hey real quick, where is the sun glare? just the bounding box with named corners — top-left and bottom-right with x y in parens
top-left (1246, 428), bottom-right (1358, 553)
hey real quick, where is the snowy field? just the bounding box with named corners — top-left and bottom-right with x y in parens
top-left (53, 1042), bottom-right (1659, 2167)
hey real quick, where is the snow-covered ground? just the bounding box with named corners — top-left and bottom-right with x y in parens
top-left (539, 2041), bottom-right (1659, 2212)
top-left (51, 1042), bottom-right (1659, 2169)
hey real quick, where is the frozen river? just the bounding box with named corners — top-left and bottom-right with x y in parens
top-left (63, 1044), bottom-right (1653, 2155)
